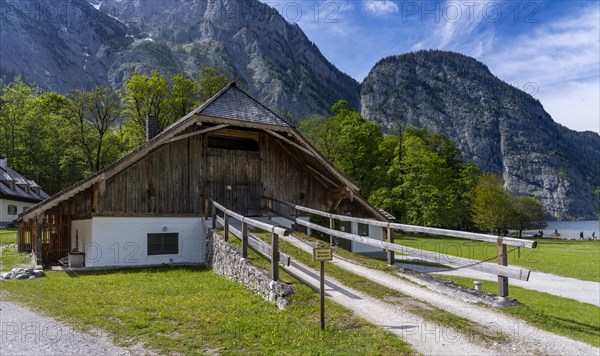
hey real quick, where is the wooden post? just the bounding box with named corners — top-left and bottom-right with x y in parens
top-left (211, 205), bottom-right (216, 229)
top-left (204, 198), bottom-right (209, 219)
top-left (267, 199), bottom-right (273, 220)
top-left (497, 238), bottom-right (508, 297)
top-left (271, 232), bottom-right (279, 281)
top-left (329, 217), bottom-right (334, 246)
top-left (223, 212), bottom-right (229, 242)
top-left (242, 221), bottom-right (248, 258)
top-left (320, 260), bottom-right (325, 330)
top-left (387, 224), bottom-right (395, 265)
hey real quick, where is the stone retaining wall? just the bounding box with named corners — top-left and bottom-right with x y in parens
top-left (206, 230), bottom-right (293, 309)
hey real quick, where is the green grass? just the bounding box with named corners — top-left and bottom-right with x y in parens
top-left (0, 228), bottom-right (17, 245)
top-left (1, 229), bottom-right (30, 271)
top-left (440, 275), bottom-right (600, 347)
top-left (0, 247), bottom-right (32, 271)
top-left (394, 234), bottom-right (600, 282)
top-left (2, 268), bottom-right (414, 354)
top-left (249, 232), bottom-right (501, 344)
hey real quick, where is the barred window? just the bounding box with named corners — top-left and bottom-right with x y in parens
top-left (7, 205), bottom-right (17, 215)
top-left (147, 233), bottom-right (179, 255)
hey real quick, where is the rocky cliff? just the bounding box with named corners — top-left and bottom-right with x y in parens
top-left (0, 0), bottom-right (359, 120)
top-left (1, 2), bottom-right (597, 219)
top-left (361, 50), bottom-right (600, 220)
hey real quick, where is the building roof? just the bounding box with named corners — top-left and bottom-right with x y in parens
top-left (21, 83), bottom-right (385, 222)
top-left (0, 162), bottom-right (49, 203)
top-left (200, 84), bottom-right (290, 127)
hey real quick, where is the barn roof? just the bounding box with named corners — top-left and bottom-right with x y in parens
top-left (200, 83), bottom-right (289, 127)
top-left (21, 83), bottom-right (385, 222)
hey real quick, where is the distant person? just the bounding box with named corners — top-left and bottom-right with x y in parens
top-left (579, 231), bottom-right (584, 240)
top-left (539, 230), bottom-right (544, 237)
top-left (554, 229), bottom-right (560, 237)
top-left (593, 232), bottom-right (596, 240)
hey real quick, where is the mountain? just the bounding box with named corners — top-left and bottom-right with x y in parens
top-left (361, 50), bottom-right (600, 220)
top-left (1, 2), bottom-right (597, 219)
top-left (0, 0), bottom-right (359, 120)
top-left (0, 0), bottom-right (129, 92)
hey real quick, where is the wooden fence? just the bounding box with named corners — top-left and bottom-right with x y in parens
top-left (265, 197), bottom-right (537, 297)
top-left (205, 198), bottom-right (290, 281)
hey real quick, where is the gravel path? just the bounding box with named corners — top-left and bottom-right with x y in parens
top-left (282, 233), bottom-right (600, 356)
top-left (0, 300), bottom-right (136, 356)
top-left (434, 267), bottom-right (600, 307)
top-left (396, 255), bottom-right (600, 307)
top-left (284, 258), bottom-right (496, 355)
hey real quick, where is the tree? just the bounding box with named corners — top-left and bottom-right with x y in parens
top-left (300, 101), bottom-right (383, 197)
top-left (67, 87), bottom-right (122, 172)
top-left (512, 196), bottom-right (547, 237)
top-left (121, 71), bottom-right (169, 145)
top-left (0, 78), bottom-right (37, 165)
top-left (471, 173), bottom-right (514, 235)
top-left (168, 73), bottom-right (200, 120)
top-left (196, 66), bottom-right (229, 102)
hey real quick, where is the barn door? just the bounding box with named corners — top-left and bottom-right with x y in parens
top-left (206, 148), bottom-right (263, 216)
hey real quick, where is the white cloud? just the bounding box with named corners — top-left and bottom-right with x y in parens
top-left (362, 0), bottom-right (399, 16)
top-left (411, 0), bottom-right (497, 56)
top-left (484, 6), bottom-right (600, 132)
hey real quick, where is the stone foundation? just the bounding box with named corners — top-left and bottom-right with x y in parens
top-left (206, 230), bottom-right (293, 309)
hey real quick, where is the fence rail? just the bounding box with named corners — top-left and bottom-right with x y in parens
top-left (206, 198), bottom-right (289, 281)
top-left (265, 197), bottom-right (538, 296)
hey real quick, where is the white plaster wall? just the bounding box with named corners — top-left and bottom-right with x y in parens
top-left (351, 221), bottom-right (385, 253)
top-left (71, 219), bottom-right (92, 252)
top-left (84, 217), bottom-right (206, 268)
top-left (0, 198), bottom-right (34, 225)
top-left (251, 216), bottom-right (383, 254)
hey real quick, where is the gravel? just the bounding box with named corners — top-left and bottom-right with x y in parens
top-left (0, 300), bottom-right (137, 356)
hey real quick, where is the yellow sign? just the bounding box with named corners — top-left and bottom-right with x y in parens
top-left (313, 247), bottom-right (333, 262)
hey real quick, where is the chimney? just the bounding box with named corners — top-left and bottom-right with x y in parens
top-left (146, 115), bottom-right (158, 142)
top-left (0, 157), bottom-right (7, 170)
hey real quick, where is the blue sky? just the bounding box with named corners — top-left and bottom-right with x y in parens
top-left (260, 0), bottom-right (600, 133)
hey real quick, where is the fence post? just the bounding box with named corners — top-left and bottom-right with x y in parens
top-left (223, 212), bottom-right (229, 242)
top-left (211, 204), bottom-right (216, 229)
top-left (329, 216), bottom-right (334, 246)
top-left (271, 232), bottom-right (279, 281)
top-left (497, 238), bottom-right (508, 297)
top-left (242, 221), bottom-right (248, 258)
top-left (267, 198), bottom-right (273, 220)
top-left (204, 197), bottom-right (209, 220)
top-left (387, 224), bottom-right (395, 265)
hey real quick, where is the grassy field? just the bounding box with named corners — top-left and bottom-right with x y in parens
top-left (1, 229), bottom-right (30, 271)
top-left (395, 234), bottom-right (600, 282)
top-left (441, 275), bottom-right (600, 347)
top-left (1, 266), bottom-right (414, 355)
top-left (0, 228), bottom-right (17, 245)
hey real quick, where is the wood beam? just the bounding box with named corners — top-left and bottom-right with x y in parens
top-left (167, 124), bottom-right (229, 143)
top-left (265, 129), bottom-right (316, 158)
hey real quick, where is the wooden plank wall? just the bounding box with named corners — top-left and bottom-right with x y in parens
top-left (50, 129), bottom-right (357, 218)
top-left (260, 133), bottom-right (329, 214)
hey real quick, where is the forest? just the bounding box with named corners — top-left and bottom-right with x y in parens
top-left (0, 68), bottom-right (544, 236)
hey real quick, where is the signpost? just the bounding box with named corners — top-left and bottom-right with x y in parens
top-left (313, 246), bottom-right (333, 330)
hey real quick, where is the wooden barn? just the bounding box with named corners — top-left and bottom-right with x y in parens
top-left (19, 83), bottom-right (387, 268)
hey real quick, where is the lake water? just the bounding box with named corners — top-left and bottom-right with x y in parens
top-left (523, 220), bottom-right (599, 240)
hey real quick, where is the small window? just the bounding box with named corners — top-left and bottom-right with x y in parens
top-left (358, 223), bottom-right (369, 237)
top-left (23, 206), bottom-right (30, 212)
top-left (7, 205), bottom-right (17, 215)
top-left (147, 233), bottom-right (179, 255)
